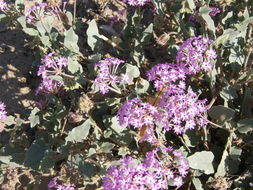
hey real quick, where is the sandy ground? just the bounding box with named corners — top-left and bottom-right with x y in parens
top-left (0, 27), bottom-right (38, 116)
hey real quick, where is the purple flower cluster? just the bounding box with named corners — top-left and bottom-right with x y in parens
top-left (146, 63), bottom-right (186, 91)
top-left (0, 101), bottom-right (7, 121)
top-left (117, 85), bottom-right (208, 140)
top-left (36, 53), bottom-right (68, 95)
top-left (176, 36), bottom-right (217, 74)
top-left (25, 2), bottom-right (47, 24)
top-left (117, 98), bottom-right (159, 143)
top-left (117, 98), bottom-right (158, 128)
top-left (0, 0), bottom-right (7, 11)
top-left (209, 7), bottom-right (221, 17)
top-left (103, 147), bottom-right (189, 190)
top-left (95, 57), bottom-right (130, 94)
top-left (122, 0), bottom-right (151, 6)
top-left (48, 177), bottom-right (75, 190)
top-left (158, 87), bottom-right (208, 134)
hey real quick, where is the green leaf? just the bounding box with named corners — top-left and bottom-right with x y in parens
top-left (67, 58), bottom-right (81, 74)
top-left (187, 151), bottom-right (214, 174)
top-left (152, 0), bottom-right (164, 14)
top-left (87, 19), bottom-right (101, 51)
top-left (220, 85), bottom-right (238, 101)
top-left (65, 119), bottom-right (91, 142)
top-left (241, 88), bottom-right (252, 119)
top-left (227, 147), bottom-right (242, 174)
top-left (199, 6), bottom-right (216, 35)
top-left (3, 116), bottom-right (16, 126)
top-left (141, 24), bottom-right (153, 45)
top-left (0, 156), bottom-right (12, 164)
top-left (237, 119), bottom-right (253, 134)
top-left (103, 116), bottom-right (125, 135)
top-left (66, 11), bottom-right (73, 25)
top-left (68, 155), bottom-right (95, 178)
top-left (135, 78), bottom-right (150, 94)
top-left (23, 28), bottom-right (39, 36)
top-left (222, 11), bottom-right (233, 25)
top-left (15, 0), bottom-right (24, 12)
top-left (40, 36), bottom-right (51, 47)
top-left (208, 106), bottom-right (235, 125)
top-left (100, 142), bottom-right (115, 153)
top-left (28, 107), bottom-right (40, 128)
top-left (215, 149), bottom-right (229, 177)
top-left (192, 177), bottom-right (204, 190)
top-left (125, 64), bottom-right (140, 79)
top-left (48, 75), bottom-right (63, 82)
top-left (17, 16), bottom-right (27, 29)
top-left (24, 140), bottom-right (48, 168)
top-left (64, 27), bottom-right (79, 53)
top-left (186, 0), bottom-right (196, 11)
top-left (0, 14), bottom-right (6, 21)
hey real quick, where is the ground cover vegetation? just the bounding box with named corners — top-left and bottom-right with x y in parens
top-left (0, 0), bottom-right (253, 189)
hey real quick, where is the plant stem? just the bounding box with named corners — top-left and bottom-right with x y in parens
top-left (73, 0), bottom-right (77, 24)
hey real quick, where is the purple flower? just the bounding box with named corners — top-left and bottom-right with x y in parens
top-left (25, 3), bottom-right (47, 24)
top-left (209, 7), bottom-right (220, 16)
top-left (103, 147), bottom-right (189, 190)
top-left (117, 98), bottom-right (159, 144)
top-left (122, 0), bottom-right (151, 6)
top-left (176, 36), bottom-right (217, 74)
top-left (48, 177), bottom-right (58, 189)
top-left (0, 101), bottom-right (7, 121)
top-left (158, 87), bottom-right (208, 134)
top-left (94, 57), bottom-right (129, 94)
top-left (117, 98), bottom-right (158, 129)
top-left (146, 63), bottom-right (186, 91)
top-left (0, 0), bottom-right (7, 11)
top-left (36, 53), bottom-right (68, 95)
top-left (48, 177), bottom-right (75, 190)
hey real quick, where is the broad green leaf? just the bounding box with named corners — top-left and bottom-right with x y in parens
top-left (187, 151), bottom-right (214, 174)
top-left (141, 23), bottom-right (153, 45)
top-left (103, 116), bottom-right (125, 135)
top-left (40, 36), bottom-right (51, 47)
top-left (125, 64), bottom-right (140, 79)
top-left (215, 149), bottom-right (229, 177)
top-left (186, 0), bottom-right (196, 11)
top-left (237, 119), bottom-right (253, 133)
top-left (100, 142), bottom-right (115, 153)
top-left (135, 78), bottom-right (150, 94)
top-left (24, 140), bottom-right (48, 168)
top-left (105, 98), bottom-right (120, 106)
top-left (192, 177), bottom-right (204, 190)
top-left (199, 6), bottom-right (216, 35)
top-left (64, 27), bottom-right (79, 53)
top-left (208, 105), bottom-right (235, 125)
top-left (67, 58), bottom-right (81, 74)
top-left (15, 0), bottom-right (24, 12)
top-left (227, 147), bottom-right (242, 174)
top-left (241, 88), bottom-right (252, 119)
top-left (23, 28), bottom-right (39, 36)
top-left (65, 119), bottom-right (91, 142)
top-left (0, 14), bottom-right (6, 21)
top-left (220, 86), bottom-right (238, 101)
top-left (222, 11), bottom-right (233, 25)
top-left (28, 107), bottom-right (40, 128)
top-left (4, 116), bottom-right (16, 126)
top-left (48, 75), bottom-right (63, 82)
top-left (66, 11), bottom-right (73, 25)
top-left (152, 0), bottom-right (165, 14)
top-left (87, 19), bottom-right (101, 51)
top-left (0, 156), bottom-right (12, 164)
top-left (17, 16), bottom-right (27, 29)
top-left (68, 155), bottom-right (95, 178)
